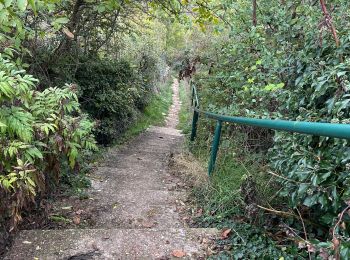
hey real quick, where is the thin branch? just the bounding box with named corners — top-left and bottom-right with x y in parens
top-left (252, 0), bottom-right (257, 26)
top-left (319, 0), bottom-right (340, 47)
top-left (296, 207), bottom-right (311, 260)
top-left (267, 170), bottom-right (307, 184)
top-left (330, 204), bottom-right (350, 259)
top-left (256, 204), bottom-right (295, 217)
top-left (95, 1), bottom-right (124, 51)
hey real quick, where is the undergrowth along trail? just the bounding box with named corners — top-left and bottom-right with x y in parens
top-left (177, 79), bottom-right (301, 258)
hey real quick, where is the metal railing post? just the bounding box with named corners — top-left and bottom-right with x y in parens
top-left (190, 82), bottom-right (199, 141)
top-left (208, 120), bottom-right (222, 176)
top-left (190, 108), bottom-right (199, 141)
top-left (191, 86), bottom-right (194, 107)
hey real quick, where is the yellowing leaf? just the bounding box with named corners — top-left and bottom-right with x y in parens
top-left (62, 27), bottom-right (74, 39)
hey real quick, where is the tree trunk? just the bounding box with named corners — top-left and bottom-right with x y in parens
top-left (53, 0), bottom-right (84, 56)
top-left (252, 0), bottom-right (257, 26)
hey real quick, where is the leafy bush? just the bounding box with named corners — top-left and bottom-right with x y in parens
top-left (74, 58), bottom-right (151, 144)
top-left (0, 55), bottom-right (97, 230)
top-left (186, 1), bottom-right (350, 257)
top-left (267, 5), bottom-right (350, 254)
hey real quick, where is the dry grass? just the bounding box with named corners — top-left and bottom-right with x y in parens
top-left (169, 152), bottom-right (209, 188)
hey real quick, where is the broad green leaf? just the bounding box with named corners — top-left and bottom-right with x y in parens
top-left (28, 0), bottom-right (36, 14)
top-left (4, 0), bottom-right (13, 8)
top-left (16, 0), bottom-right (27, 11)
top-left (303, 195), bottom-right (318, 207)
top-left (53, 17), bottom-right (69, 24)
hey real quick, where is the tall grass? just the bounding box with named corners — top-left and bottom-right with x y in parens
top-left (178, 80), bottom-right (192, 133)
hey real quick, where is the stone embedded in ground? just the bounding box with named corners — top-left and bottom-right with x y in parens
top-left (5, 79), bottom-right (218, 259)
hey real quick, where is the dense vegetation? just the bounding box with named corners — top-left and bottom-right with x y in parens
top-left (1, 0), bottom-right (350, 258)
top-left (0, 54), bottom-right (97, 249)
top-left (0, 0), bottom-right (174, 252)
top-left (176, 0), bottom-right (350, 258)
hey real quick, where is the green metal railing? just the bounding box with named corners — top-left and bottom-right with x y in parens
top-left (190, 81), bottom-right (350, 176)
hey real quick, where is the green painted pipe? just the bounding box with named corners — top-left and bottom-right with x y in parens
top-left (208, 121), bottom-right (222, 175)
top-left (194, 108), bottom-right (350, 140)
top-left (191, 87), bottom-right (194, 107)
top-left (190, 83), bottom-right (200, 141)
top-left (190, 110), bottom-right (199, 141)
top-left (191, 84), bottom-right (350, 176)
top-left (191, 85), bottom-right (200, 108)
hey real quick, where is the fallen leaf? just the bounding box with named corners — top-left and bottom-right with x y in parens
top-left (196, 208), bottom-right (203, 217)
top-left (182, 216), bottom-right (190, 221)
top-left (141, 220), bottom-right (155, 228)
top-left (332, 237), bottom-right (340, 250)
top-left (307, 243), bottom-right (316, 253)
top-left (201, 237), bottom-right (209, 244)
top-left (172, 250), bottom-right (186, 258)
top-left (91, 242), bottom-right (98, 250)
top-left (75, 209), bottom-right (84, 215)
top-left (298, 241), bottom-right (306, 249)
top-left (73, 215), bottom-right (81, 225)
top-left (178, 200), bottom-right (185, 206)
top-left (319, 248), bottom-right (329, 260)
top-left (224, 245), bottom-right (232, 250)
top-left (221, 228), bottom-right (231, 239)
top-left (340, 221), bottom-right (346, 230)
top-left (62, 27), bottom-right (74, 39)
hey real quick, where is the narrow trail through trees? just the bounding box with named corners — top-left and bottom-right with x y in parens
top-left (5, 80), bottom-right (217, 259)
top-left (166, 79), bottom-right (181, 128)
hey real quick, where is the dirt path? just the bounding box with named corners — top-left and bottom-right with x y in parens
top-left (165, 79), bottom-right (181, 128)
top-left (5, 79), bottom-right (217, 259)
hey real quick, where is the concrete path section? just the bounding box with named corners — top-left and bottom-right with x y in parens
top-left (5, 79), bottom-right (217, 259)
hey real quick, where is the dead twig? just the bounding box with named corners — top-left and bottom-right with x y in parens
top-left (256, 204), bottom-right (295, 217)
top-left (319, 0), bottom-right (340, 48)
top-left (296, 207), bottom-right (312, 260)
top-left (267, 170), bottom-right (305, 184)
top-left (332, 204), bottom-right (350, 259)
